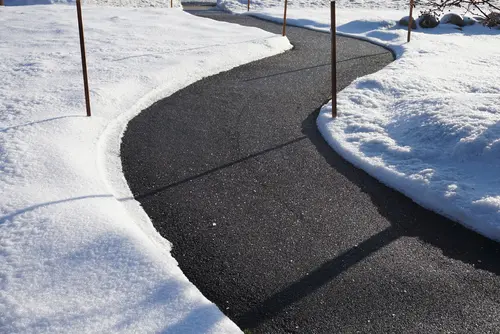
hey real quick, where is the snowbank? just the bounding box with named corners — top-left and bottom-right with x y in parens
top-left (4, 0), bottom-right (180, 7)
top-left (319, 19), bottom-right (500, 241)
top-left (0, 5), bottom-right (290, 332)
top-left (220, 0), bottom-right (500, 241)
top-left (219, 0), bottom-right (411, 11)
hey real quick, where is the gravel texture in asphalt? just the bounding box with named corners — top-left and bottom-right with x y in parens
top-left (121, 12), bottom-right (500, 333)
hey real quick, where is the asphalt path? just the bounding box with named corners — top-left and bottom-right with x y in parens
top-left (121, 11), bottom-right (500, 333)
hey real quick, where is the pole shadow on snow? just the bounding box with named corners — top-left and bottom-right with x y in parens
top-left (0, 115), bottom-right (87, 133)
top-left (0, 195), bottom-right (113, 225)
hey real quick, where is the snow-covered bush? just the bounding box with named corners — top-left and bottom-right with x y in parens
top-left (424, 0), bottom-right (500, 26)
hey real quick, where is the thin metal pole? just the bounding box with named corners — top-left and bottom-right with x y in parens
top-left (282, 0), bottom-right (288, 36)
top-left (331, 1), bottom-right (337, 118)
top-left (171, 0), bottom-right (173, 8)
top-left (407, 0), bottom-right (414, 42)
top-left (247, 0), bottom-right (250, 11)
top-left (76, 0), bottom-right (91, 117)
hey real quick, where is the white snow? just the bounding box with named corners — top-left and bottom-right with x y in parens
top-left (5, 0), bottom-right (182, 7)
top-left (220, 0), bottom-right (500, 241)
top-left (0, 4), bottom-right (291, 333)
top-left (220, 0), bottom-right (410, 11)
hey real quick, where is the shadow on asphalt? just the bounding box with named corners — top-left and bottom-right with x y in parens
top-left (238, 226), bottom-right (399, 329)
top-left (300, 107), bottom-right (500, 275)
top-left (133, 137), bottom-right (307, 201)
top-left (243, 52), bottom-right (389, 83)
top-left (234, 107), bottom-right (500, 330)
top-left (125, 103), bottom-right (500, 331)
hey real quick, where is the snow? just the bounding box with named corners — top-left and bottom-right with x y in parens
top-left (4, 0), bottom-right (181, 7)
top-left (220, 0), bottom-right (500, 241)
top-left (0, 4), bottom-right (291, 333)
top-left (220, 0), bottom-right (410, 11)
top-left (220, 0), bottom-right (500, 12)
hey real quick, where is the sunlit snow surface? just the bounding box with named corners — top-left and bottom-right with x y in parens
top-left (0, 5), bottom-right (290, 333)
top-left (5, 0), bottom-right (181, 7)
top-left (220, 0), bottom-right (500, 11)
top-left (319, 26), bottom-right (500, 240)
top-left (220, 0), bottom-right (500, 240)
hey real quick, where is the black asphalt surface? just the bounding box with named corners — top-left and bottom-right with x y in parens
top-left (121, 11), bottom-right (500, 333)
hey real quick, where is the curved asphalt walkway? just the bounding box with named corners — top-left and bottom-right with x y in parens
top-left (121, 12), bottom-right (500, 333)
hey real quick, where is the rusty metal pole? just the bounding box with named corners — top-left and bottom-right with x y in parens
top-left (331, 0), bottom-right (337, 118)
top-left (407, 0), bottom-right (414, 42)
top-left (76, 0), bottom-right (91, 117)
top-left (247, 0), bottom-right (250, 11)
top-left (282, 0), bottom-right (288, 36)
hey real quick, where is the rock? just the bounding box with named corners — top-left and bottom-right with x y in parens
top-left (419, 13), bottom-right (440, 28)
top-left (399, 16), bottom-right (417, 29)
top-left (463, 16), bottom-right (476, 26)
top-left (473, 16), bottom-right (485, 23)
top-left (441, 13), bottom-right (465, 27)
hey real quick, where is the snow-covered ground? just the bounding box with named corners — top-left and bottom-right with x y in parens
top-left (0, 4), bottom-right (290, 333)
top-left (221, 0), bottom-right (500, 241)
top-left (220, 0), bottom-right (411, 11)
top-left (4, 0), bottom-right (181, 7)
top-left (221, 0), bottom-right (500, 11)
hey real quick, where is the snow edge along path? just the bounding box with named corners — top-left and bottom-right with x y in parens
top-left (319, 19), bottom-right (500, 243)
top-left (218, 4), bottom-right (500, 241)
top-left (97, 12), bottom-right (292, 334)
top-left (0, 5), bottom-right (291, 333)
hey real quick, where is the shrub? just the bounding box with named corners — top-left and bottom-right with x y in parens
top-left (423, 0), bottom-right (500, 27)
